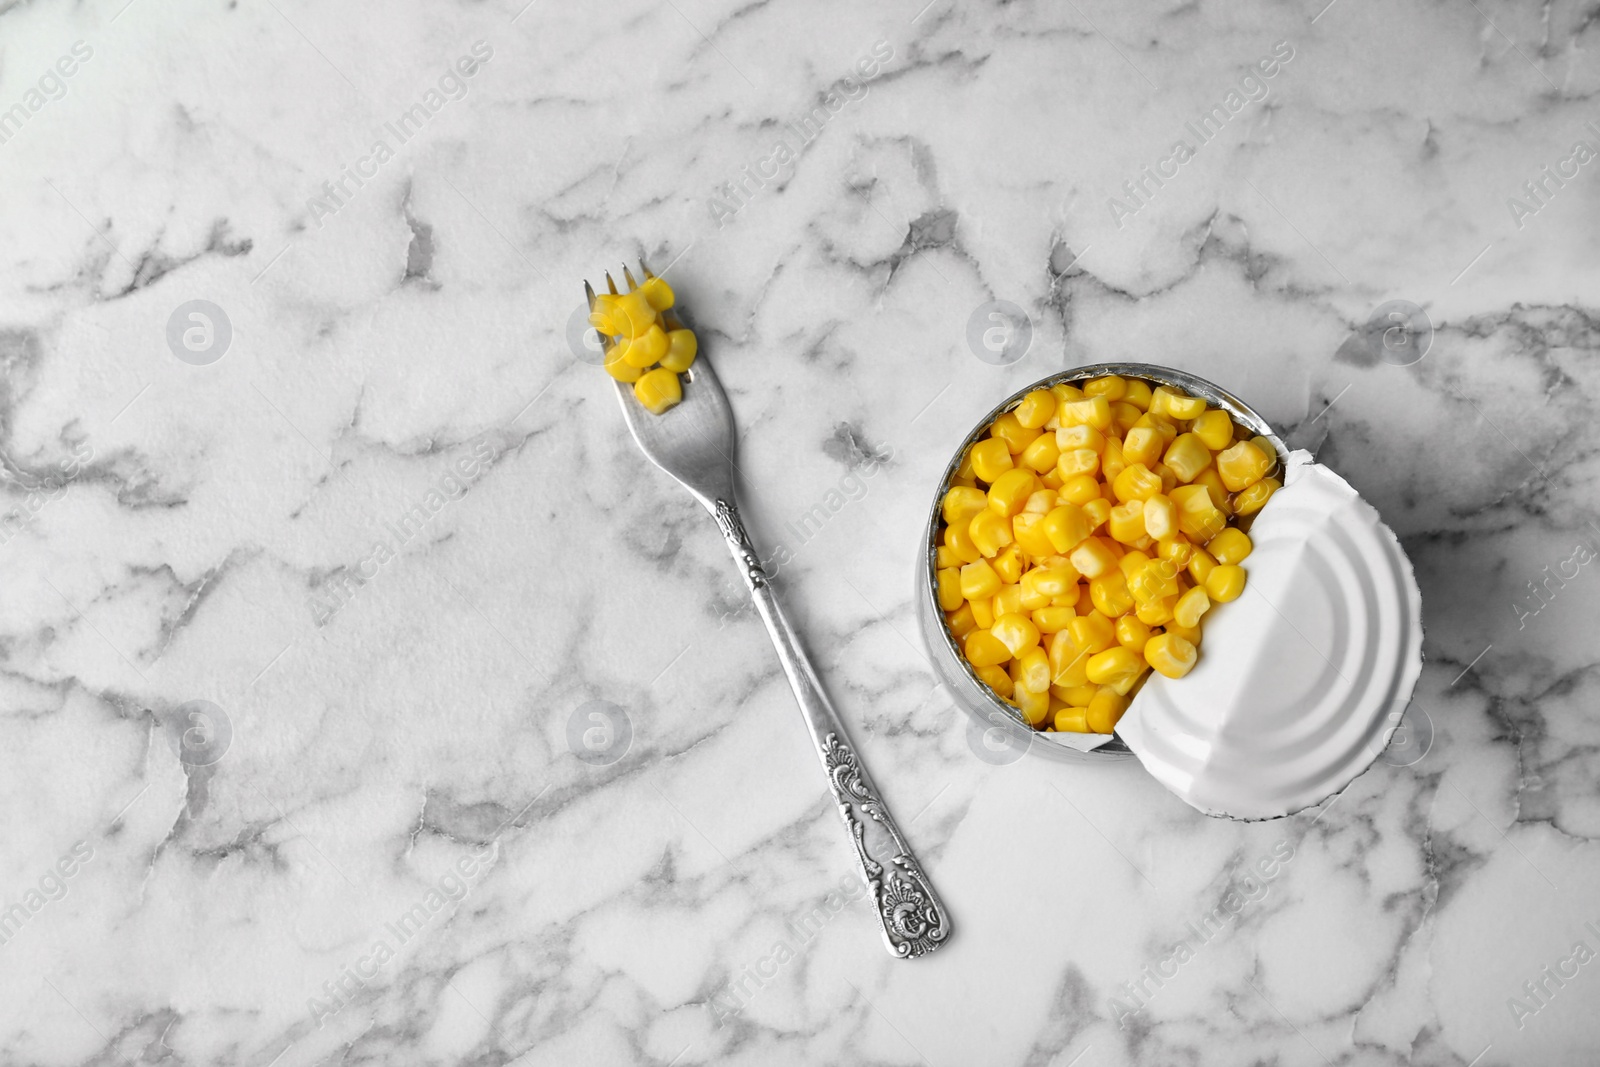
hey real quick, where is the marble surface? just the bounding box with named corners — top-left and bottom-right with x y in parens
top-left (1, 0), bottom-right (1599, 1064)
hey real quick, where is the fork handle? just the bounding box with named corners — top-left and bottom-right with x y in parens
top-left (711, 495), bottom-right (951, 959)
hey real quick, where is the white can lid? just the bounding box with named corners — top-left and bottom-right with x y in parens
top-left (1115, 452), bottom-right (1424, 820)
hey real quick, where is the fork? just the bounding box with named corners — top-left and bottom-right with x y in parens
top-left (588, 263), bottom-right (951, 959)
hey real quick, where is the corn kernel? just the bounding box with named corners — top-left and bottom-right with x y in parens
top-left (1017, 646), bottom-right (1052, 693)
top-left (1217, 440), bottom-right (1273, 492)
top-left (1135, 411), bottom-right (1178, 444)
top-left (1025, 489), bottom-right (1058, 514)
top-left (1127, 558), bottom-right (1182, 603)
top-left (1051, 382), bottom-right (1085, 404)
top-left (1059, 396), bottom-right (1112, 430)
top-left (1019, 568), bottom-right (1054, 610)
top-left (1161, 433), bottom-right (1210, 483)
top-left (965, 629), bottom-right (1011, 667)
top-left (1151, 385), bottom-right (1207, 420)
top-left (990, 412), bottom-right (1041, 455)
top-left (947, 603), bottom-right (977, 638)
top-left (1108, 499), bottom-right (1147, 545)
top-left (1145, 632), bottom-right (1197, 678)
top-left (1083, 375), bottom-right (1126, 400)
top-left (1042, 504), bottom-right (1091, 554)
top-left (639, 275), bottom-right (675, 311)
top-left (1021, 433), bottom-right (1060, 473)
top-left (633, 367), bottom-right (683, 413)
top-left (1069, 536), bottom-right (1119, 579)
top-left (1086, 688), bottom-right (1130, 733)
top-left (993, 583), bottom-right (1024, 618)
top-left (1014, 389), bottom-right (1057, 430)
top-left (1012, 512), bottom-right (1055, 557)
top-left (1069, 612), bottom-right (1117, 653)
top-left (1086, 645), bottom-right (1143, 687)
top-left (992, 545), bottom-right (1024, 585)
top-left (1054, 707), bottom-right (1090, 732)
top-left (1055, 424), bottom-right (1106, 453)
top-left (1151, 463), bottom-right (1179, 494)
top-left (1187, 546), bottom-right (1218, 585)
top-left (1035, 557), bottom-right (1079, 592)
top-left (1116, 615), bottom-right (1153, 651)
top-left (1193, 469), bottom-right (1233, 519)
top-left (969, 510), bottom-right (1014, 557)
top-left (1039, 469), bottom-right (1065, 490)
top-left (1156, 535), bottom-right (1193, 567)
top-left (1032, 606), bottom-right (1076, 632)
top-left (604, 344), bottom-right (644, 382)
top-left (987, 468), bottom-right (1039, 517)
top-left (1173, 585), bottom-right (1211, 628)
top-left (1086, 574), bottom-right (1129, 620)
top-left (1142, 493), bottom-right (1178, 540)
top-left (991, 613), bottom-right (1041, 657)
top-left (960, 558), bottom-right (1002, 601)
top-left (937, 567), bottom-right (964, 611)
top-left (1232, 476), bottom-right (1280, 516)
top-left (1112, 463), bottom-right (1162, 503)
top-left (945, 519), bottom-right (982, 564)
top-left (1163, 621), bottom-right (1202, 646)
top-left (969, 438), bottom-right (1014, 483)
top-left (1056, 448), bottom-right (1100, 480)
top-left (976, 663), bottom-right (1013, 698)
top-left (1059, 474), bottom-right (1101, 505)
top-left (1193, 409), bottom-right (1233, 451)
top-left (659, 329), bottom-right (698, 372)
top-left (1016, 685), bottom-right (1051, 725)
top-left (1135, 594), bottom-right (1177, 626)
top-left (1205, 563), bottom-right (1246, 602)
top-left (1082, 497), bottom-right (1111, 531)
top-left (1121, 378), bottom-right (1152, 410)
top-left (1111, 401), bottom-right (1142, 436)
top-left (942, 486), bottom-right (987, 526)
top-left (969, 595), bottom-right (994, 629)
top-left (1100, 437), bottom-right (1128, 483)
top-left (614, 289), bottom-right (658, 339)
top-left (1208, 528), bottom-right (1253, 564)
top-left (936, 545), bottom-right (961, 569)
top-left (1122, 426), bottom-right (1163, 466)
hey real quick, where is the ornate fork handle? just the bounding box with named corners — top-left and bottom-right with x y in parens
top-left (712, 497), bottom-right (951, 958)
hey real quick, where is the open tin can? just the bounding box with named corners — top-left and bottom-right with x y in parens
top-left (916, 363), bottom-right (1424, 820)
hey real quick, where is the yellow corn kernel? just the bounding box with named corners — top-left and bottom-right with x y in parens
top-left (1110, 401), bottom-right (1142, 437)
top-left (1052, 683), bottom-right (1096, 707)
top-left (987, 468), bottom-right (1039, 517)
top-left (1032, 606), bottom-right (1076, 632)
top-left (1151, 385), bottom-right (1207, 420)
top-left (1141, 493), bottom-right (1177, 541)
top-left (1171, 485), bottom-right (1227, 543)
top-left (1017, 646), bottom-right (1052, 692)
top-left (1020, 433), bottom-right (1060, 474)
top-left (965, 629), bottom-right (1011, 667)
top-left (992, 545), bottom-right (1024, 585)
top-left (1100, 438), bottom-right (1128, 483)
top-left (942, 486), bottom-right (988, 527)
top-left (1193, 469), bottom-right (1233, 518)
top-left (659, 329), bottom-right (698, 372)
top-left (1163, 433), bottom-right (1212, 483)
top-left (1144, 632), bottom-right (1198, 678)
top-left (1205, 563), bottom-right (1246, 602)
top-left (1069, 612), bottom-right (1117, 655)
top-left (1127, 558), bottom-right (1182, 603)
top-left (1208, 528), bottom-right (1253, 564)
top-left (1173, 585), bottom-right (1211, 628)
top-left (993, 583), bottom-right (1024, 619)
top-left (1058, 396), bottom-right (1112, 430)
top-left (1039, 469), bottom-right (1065, 490)
top-left (969, 595), bottom-right (994, 629)
top-left (1163, 621), bottom-right (1202, 646)
top-left (1042, 504), bottom-right (1091, 554)
top-left (1016, 685), bottom-right (1050, 725)
top-left (969, 510), bottom-right (1014, 557)
top-left (969, 438), bottom-right (1014, 483)
top-left (1151, 463), bottom-right (1179, 494)
top-left (1086, 645), bottom-right (1143, 687)
top-left (1054, 706), bottom-right (1090, 732)
top-left (1089, 570), bottom-right (1135, 617)
top-left (1121, 426), bottom-right (1163, 467)
top-left (1187, 546), bottom-right (1218, 585)
top-left (633, 367), bottom-right (683, 413)
top-left (1012, 512), bottom-right (1055, 558)
top-left (1251, 436), bottom-right (1278, 466)
top-left (1048, 629), bottom-right (1091, 687)
top-left (589, 292), bottom-right (623, 335)
top-left (1069, 536), bottom-right (1118, 580)
top-left (960, 558), bottom-right (1002, 601)
top-left (975, 663), bottom-right (1013, 698)
top-left (604, 344), bottom-right (644, 382)
top-left (1087, 688), bottom-right (1130, 733)
top-left (1083, 375), bottom-right (1126, 401)
top-left (990, 411), bottom-right (1041, 455)
top-left (614, 289), bottom-right (658, 338)
top-left (1135, 411), bottom-right (1178, 444)
top-left (1014, 389), bottom-right (1058, 430)
top-left (1059, 474), bottom-right (1101, 505)
top-left (1156, 535), bottom-right (1193, 568)
top-left (1116, 614), bottom-right (1153, 651)
top-left (1018, 568), bottom-right (1052, 610)
top-left (1055, 424), bottom-right (1106, 453)
top-left (991, 613), bottom-right (1041, 657)
top-left (1034, 557), bottom-right (1079, 593)
top-left (1109, 463), bottom-right (1159, 504)
top-left (1056, 448), bottom-right (1100, 480)
top-left (1217, 440), bottom-right (1273, 492)
top-left (1082, 498), bottom-right (1112, 532)
top-left (937, 567), bottom-right (964, 611)
top-left (1232, 476), bottom-right (1281, 517)
top-left (1117, 548), bottom-right (1152, 578)
top-left (936, 545), bottom-right (961, 569)
top-left (1135, 594), bottom-right (1177, 626)
top-left (946, 603), bottom-right (977, 638)
top-left (1192, 409), bottom-right (1233, 451)
top-left (1120, 378), bottom-right (1152, 410)
top-left (1108, 499), bottom-right (1147, 546)
top-left (1051, 382), bottom-right (1085, 405)
top-left (945, 519), bottom-right (983, 564)
top-left (1024, 489), bottom-right (1058, 514)
top-left (639, 275), bottom-right (675, 311)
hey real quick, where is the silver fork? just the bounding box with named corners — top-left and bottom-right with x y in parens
top-left (588, 263), bottom-right (951, 959)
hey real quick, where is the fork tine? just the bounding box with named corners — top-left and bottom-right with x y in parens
top-left (605, 272), bottom-right (619, 296)
top-left (638, 257), bottom-right (654, 279)
top-left (622, 265), bottom-right (638, 291)
top-left (584, 279), bottom-right (597, 311)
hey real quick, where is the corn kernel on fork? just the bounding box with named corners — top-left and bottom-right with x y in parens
top-left (586, 262), bottom-right (951, 959)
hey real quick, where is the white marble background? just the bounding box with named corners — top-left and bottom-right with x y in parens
top-left (0, 0), bottom-right (1597, 1063)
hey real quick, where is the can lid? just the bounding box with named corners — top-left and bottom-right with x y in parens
top-left (1114, 452), bottom-right (1424, 820)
